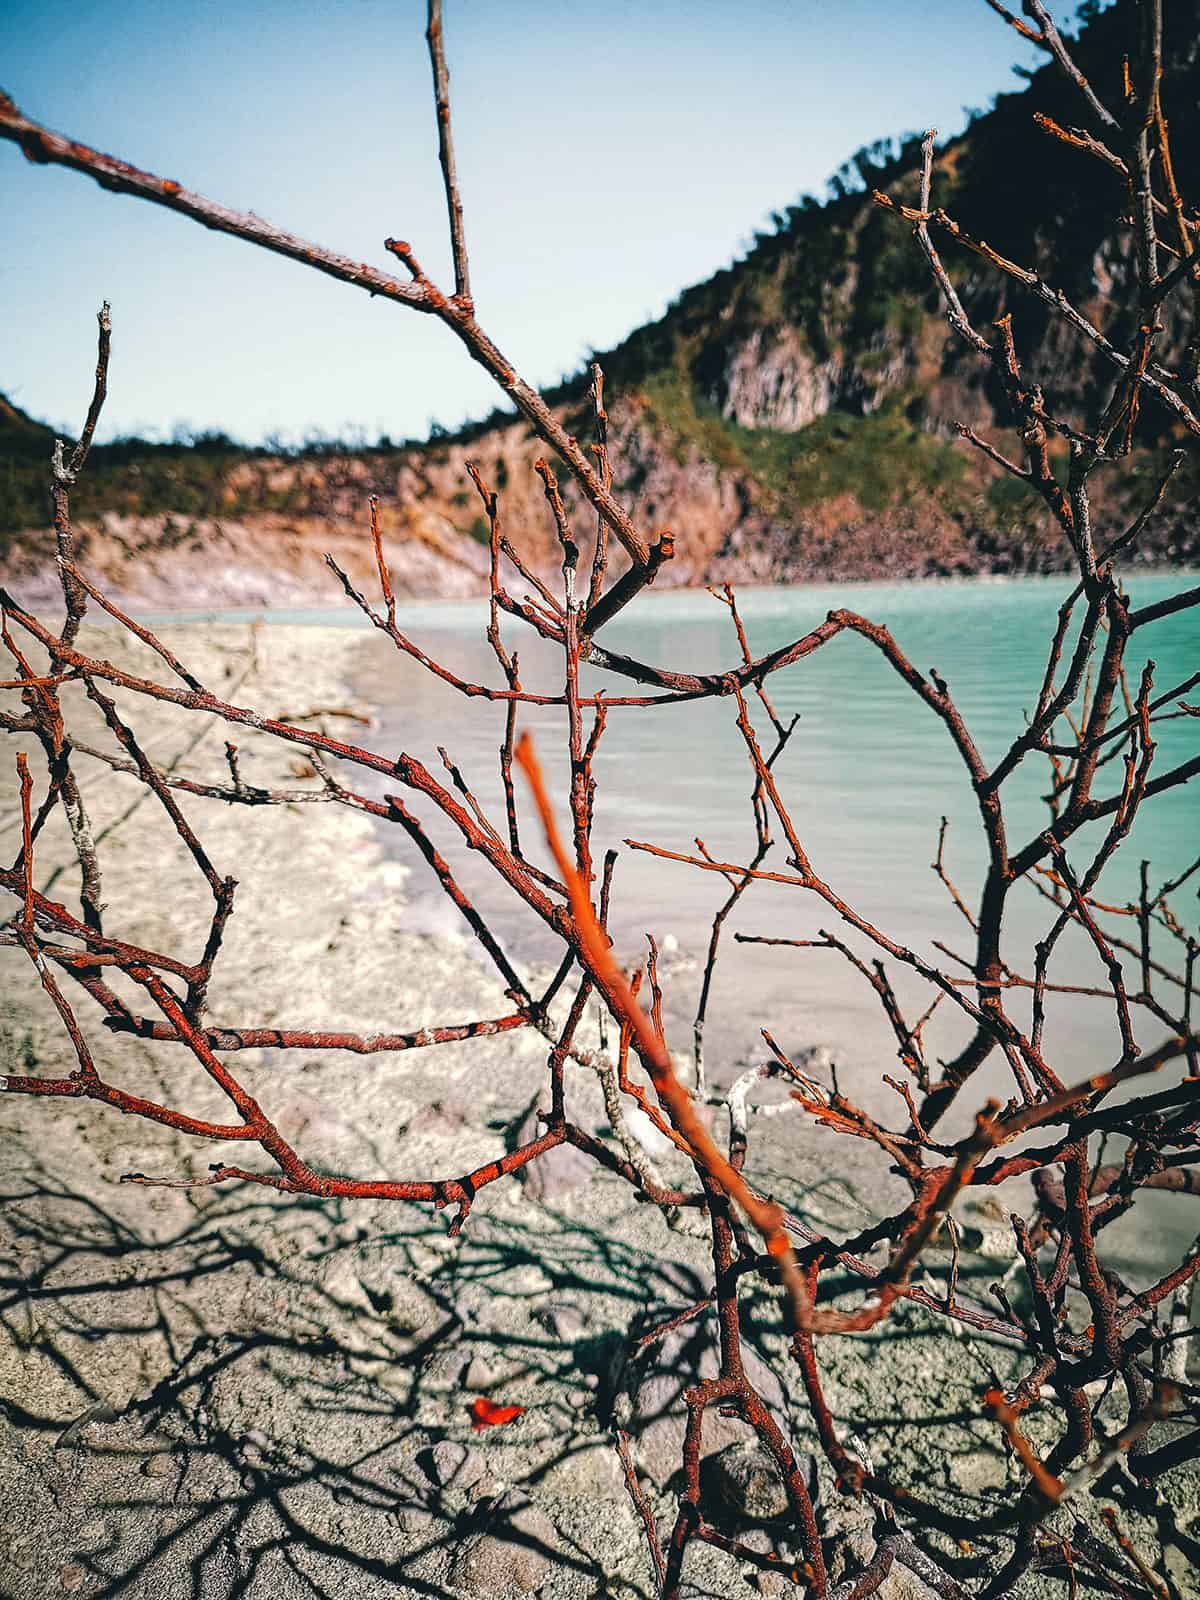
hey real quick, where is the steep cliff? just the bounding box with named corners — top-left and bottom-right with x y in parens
top-left (3, 0), bottom-right (1198, 608)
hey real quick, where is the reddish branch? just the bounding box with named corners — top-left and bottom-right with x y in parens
top-left (4, 3), bottom-right (1200, 1597)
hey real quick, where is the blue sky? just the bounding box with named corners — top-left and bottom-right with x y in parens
top-left (1, 1), bottom-right (1078, 446)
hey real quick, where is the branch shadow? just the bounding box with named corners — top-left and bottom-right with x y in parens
top-left (0, 1156), bottom-right (730, 1599)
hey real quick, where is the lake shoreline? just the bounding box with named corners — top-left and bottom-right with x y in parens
top-left (1, 615), bottom-right (1197, 1599)
top-left (21, 561), bottom-right (1194, 633)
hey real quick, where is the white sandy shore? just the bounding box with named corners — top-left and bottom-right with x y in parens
top-left (1, 622), bottom-right (1196, 1600)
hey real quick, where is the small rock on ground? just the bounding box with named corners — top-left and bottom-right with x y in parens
top-left (449, 1492), bottom-right (559, 1595)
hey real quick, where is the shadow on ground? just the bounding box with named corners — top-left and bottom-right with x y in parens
top-left (0, 1144), bottom-right (1057, 1600)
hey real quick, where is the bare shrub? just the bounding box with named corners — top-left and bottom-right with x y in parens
top-left (2, 3), bottom-right (1199, 1595)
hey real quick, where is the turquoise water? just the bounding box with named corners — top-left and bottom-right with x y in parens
top-left (175, 578), bottom-right (1194, 1098)
top-left (346, 576), bottom-right (1195, 1115)
top-left (159, 574), bottom-right (1200, 1268)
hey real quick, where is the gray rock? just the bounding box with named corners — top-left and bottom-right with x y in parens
top-left (626, 1312), bottom-right (797, 1490)
top-left (824, 1525), bottom-right (876, 1588)
top-left (515, 1108), bottom-right (594, 1202)
top-left (72, 1516), bottom-right (117, 1555)
top-left (533, 1302), bottom-right (586, 1342)
top-left (706, 1441), bottom-right (790, 1522)
top-left (394, 1503), bottom-right (435, 1533)
top-left (754, 1572), bottom-right (790, 1600)
top-left (537, 1436), bottom-right (625, 1498)
top-left (876, 1562), bottom-right (942, 1600)
top-left (462, 1355), bottom-right (496, 1392)
top-left (54, 1399), bottom-right (120, 1450)
top-left (420, 1438), bottom-right (485, 1490)
top-left (315, 1245), bottom-right (447, 1354)
top-left (449, 1492), bottom-right (558, 1594)
top-left (404, 1099), bottom-right (467, 1137)
top-left (179, 1449), bottom-right (241, 1504)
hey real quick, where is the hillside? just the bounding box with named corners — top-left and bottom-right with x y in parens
top-left (3, 0), bottom-right (1198, 609)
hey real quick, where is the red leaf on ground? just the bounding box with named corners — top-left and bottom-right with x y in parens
top-left (469, 1396), bottom-right (525, 1431)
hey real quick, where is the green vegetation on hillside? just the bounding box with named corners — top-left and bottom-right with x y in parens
top-left (0, 396), bottom-right (411, 549)
top-left (3, 0), bottom-right (1197, 575)
top-left (642, 368), bottom-right (966, 516)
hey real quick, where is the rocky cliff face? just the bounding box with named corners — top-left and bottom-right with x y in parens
top-left (3, 0), bottom-right (1198, 611)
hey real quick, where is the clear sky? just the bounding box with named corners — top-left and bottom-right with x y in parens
top-left (1, 1), bottom-right (1080, 446)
